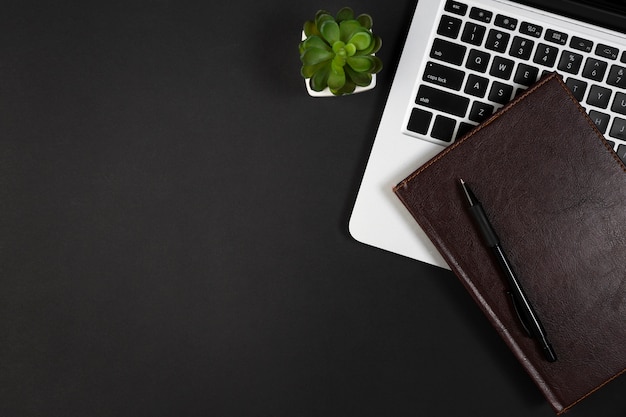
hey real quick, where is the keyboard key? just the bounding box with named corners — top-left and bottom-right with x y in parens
top-left (622, 51), bottom-right (626, 64)
top-left (462, 22), bottom-right (486, 46)
top-left (570, 36), bottom-right (593, 53)
top-left (469, 101), bottom-right (494, 123)
top-left (464, 74), bottom-right (489, 97)
top-left (509, 36), bottom-right (534, 60)
top-left (565, 78), bottom-right (587, 101)
top-left (469, 7), bottom-right (492, 23)
top-left (558, 51), bottom-right (583, 74)
top-left (485, 29), bottom-right (510, 53)
top-left (582, 58), bottom-right (608, 81)
top-left (415, 85), bottom-right (469, 117)
top-left (533, 43), bottom-right (558, 67)
top-left (611, 92), bottom-right (626, 115)
top-left (544, 29), bottom-right (567, 45)
top-left (488, 81), bottom-right (514, 104)
top-left (595, 43), bottom-right (619, 60)
top-left (422, 61), bottom-right (465, 90)
top-left (519, 21), bottom-right (542, 38)
top-left (407, 108), bottom-right (432, 134)
top-left (617, 144), bottom-right (626, 165)
top-left (607, 65), bottom-right (626, 88)
top-left (437, 15), bottom-right (463, 39)
top-left (494, 14), bottom-right (517, 30)
top-left (589, 110), bottom-right (610, 133)
top-left (431, 115), bottom-right (457, 142)
top-left (456, 122), bottom-right (476, 139)
top-left (430, 38), bottom-right (467, 65)
top-left (514, 63), bottom-right (539, 86)
top-left (609, 117), bottom-right (626, 140)
top-left (444, 0), bottom-right (468, 16)
top-left (587, 85), bottom-right (612, 109)
top-left (466, 49), bottom-right (491, 73)
top-left (490, 56), bottom-right (515, 79)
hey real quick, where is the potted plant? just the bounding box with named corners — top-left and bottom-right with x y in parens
top-left (299, 7), bottom-right (383, 96)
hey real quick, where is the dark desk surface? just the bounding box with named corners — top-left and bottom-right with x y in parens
top-left (1, 1), bottom-right (624, 416)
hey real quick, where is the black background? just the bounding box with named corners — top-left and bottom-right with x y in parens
top-left (1, 1), bottom-right (625, 416)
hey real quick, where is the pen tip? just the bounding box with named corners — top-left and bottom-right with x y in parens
top-left (459, 178), bottom-right (465, 185)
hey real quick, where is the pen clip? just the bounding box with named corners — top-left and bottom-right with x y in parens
top-left (507, 291), bottom-right (532, 337)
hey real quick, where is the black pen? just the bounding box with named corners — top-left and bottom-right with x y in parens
top-left (459, 179), bottom-right (557, 362)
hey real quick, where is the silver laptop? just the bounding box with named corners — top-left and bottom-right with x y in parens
top-left (349, 0), bottom-right (626, 268)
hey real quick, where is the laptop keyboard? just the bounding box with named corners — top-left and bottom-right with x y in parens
top-left (403, 0), bottom-right (626, 164)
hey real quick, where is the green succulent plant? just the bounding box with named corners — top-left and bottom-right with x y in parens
top-left (299, 7), bottom-right (383, 95)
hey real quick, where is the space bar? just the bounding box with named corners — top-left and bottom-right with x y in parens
top-left (416, 85), bottom-right (469, 117)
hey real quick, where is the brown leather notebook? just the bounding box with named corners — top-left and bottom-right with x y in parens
top-left (393, 73), bottom-right (626, 414)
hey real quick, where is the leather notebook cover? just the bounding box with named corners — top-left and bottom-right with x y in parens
top-left (393, 73), bottom-right (626, 414)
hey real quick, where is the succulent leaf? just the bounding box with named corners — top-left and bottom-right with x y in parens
top-left (356, 14), bottom-right (373, 30)
top-left (344, 43), bottom-right (357, 56)
top-left (315, 10), bottom-right (332, 21)
top-left (332, 53), bottom-right (347, 67)
top-left (354, 34), bottom-right (381, 56)
top-left (332, 79), bottom-right (356, 95)
top-left (332, 41), bottom-right (346, 54)
top-left (346, 55), bottom-right (374, 72)
top-left (301, 47), bottom-right (334, 66)
top-left (369, 56), bottom-right (384, 73)
top-left (339, 20), bottom-right (364, 43)
top-left (302, 35), bottom-right (331, 51)
top-left (370, 35), bottom-right (382, 54)
top-left (348, 31), bottom-right (372, 50)
top-left (335, 7), bottom-right (354, 22)
top-left (315, 12), bottom-right (334, 32)
top-left (320, 20), bottom-right (340, 44)
top-left (345, 66), bottom-right (372, 86)
top-left (310, 64), bottom-right (331, 91)
top-left (301, 61), bottom-right (329, 78)
top-left (303, 20), bottom-right (319, 37)
top-left (327, 62), bottom-right (346, 90)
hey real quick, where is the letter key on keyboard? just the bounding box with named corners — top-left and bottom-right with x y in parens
top-left (490, 56), bottom-right (514, 79)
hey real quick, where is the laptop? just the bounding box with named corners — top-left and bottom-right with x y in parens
top-left (349, 0), bottom-right (626, 268)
